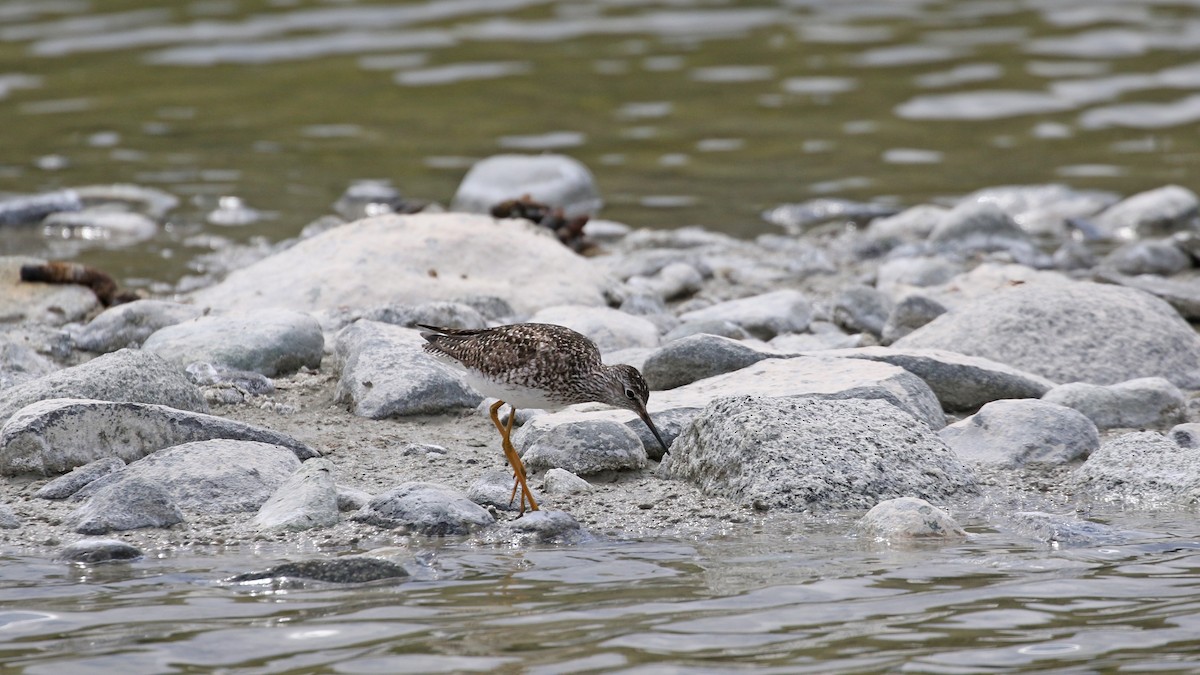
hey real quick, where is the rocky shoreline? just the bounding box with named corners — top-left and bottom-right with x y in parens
top-left (2, 155), bottom-right (1199, 575)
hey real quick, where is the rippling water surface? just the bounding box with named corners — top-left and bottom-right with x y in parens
top-left (2, 0), bottom-right (1200, 283)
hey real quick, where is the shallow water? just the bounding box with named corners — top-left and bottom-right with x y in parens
top-left (5, 509), bottom-right (1200, 673)
top-left (2, 0), bottom-right (1200, 284)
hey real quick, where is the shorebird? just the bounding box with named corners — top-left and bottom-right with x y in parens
top-left (419, 323), bottom-right (669, 513)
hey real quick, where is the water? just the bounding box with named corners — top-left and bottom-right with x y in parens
top-left (2, 0), bottom-right (1199, 285)
top-left (4, 511), bottom-right (1200, 672)
top-left (5, 1), bottom-right (1200, 671)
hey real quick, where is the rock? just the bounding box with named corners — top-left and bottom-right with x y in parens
top-left (1102, 239), bottom-right (1192, 276)
top-left (1093, 184), bottom-right (1199, 239)
top-left (769, 331), bottom-right (863, 352)
top-left (336, 486), bottom-right (371, 512)
top-left (189, 213), bottom-right (616, 317)
top-left (0, 348), bottom-right (208, 427)
top-left (959, 184), bottom-right (1117, 239)
top-left (478, 510), bottom-right (589, 545)
top-left (880, 294), bottom-right (948, 345)
top-left (467, 469), bottom-right (528, 512)
top-left (542, 468), bottom-right (593, 495)
top-left (527, 306), bottom-right (660, 352)
top-left (1092, 270), bottom-right (1200, 320)
top-left (185, 362), bottom-right (274, 404)
top-left (253, 459), bottom-right (340, 532)
top-left (518, 419), bottom-right (647, 475)
top-left (663, 396), bottom-right (976, 512)
top-left (856, 497), bottom-right (967, 541)
top-left (68, 477), bottom-right (185, 534)
top-left (68, 300), bottom-right (205, 352)
top-left (641, 334), bottom-right (776, 390)
top-left (811, 346), bottom-right (1056, 411)
top-left (333, 321), bottom-right (481, 418)
top-left (1052, 239), bottom-right (1098, 270)
top-left (831, 286), bottom-right (893, 338)
top-left (626, 262), bottom-right (703, 301)
top-left (913, 262), bottom-right (1072, 311)
top-left (0, 189), bottom-right (82, 225)
top-left (677, 290), bottom-right (813, 340)
top-left (0, 340), bottom-right (58, 390)
top-left (875, 257), bottom-right (962, 298)
top-left (0, 256), bottom-right (98, 325)
top-left (1042, 377), bottom-right (1186, 430)
top-left (866, 204), bottom-right (946, 243)
top-left (55, 538), bottom-right (143, 563)
top-left (928, 202), bottom-right (1042, 263)
top-left (454, 295), bottom-right (517, 323)
top-left (142, 309), bottom-right (323, 377)
top-left (1072, 431), bottom-right (1200, 505)
top-left (362, 301), bottom-right (487, 331)
top-left (1004, 511), bottom-right (1129, 547)
top-left (75, 440), bottom-right (302, 514)
top-left (623, 406), bottom-right (697, 460)
top-left (228, 557), bottom-right (409, 584)
top-left (351, 482), bottom-right (495, 535)
top-left (34, 457), bottom-right (125, 499)
top-left (939, 399), bottom-right (1099, 468)
top-left (451, 153), bottom-right (602, 218)
top-left (895, 280), bottom-right (1200, 388)
top-left (0, 503), bottom-right (19, 529)
top-left (0, 398), bottom-right (317, 476)
top-left (664, 319), bottom-right (752, 342)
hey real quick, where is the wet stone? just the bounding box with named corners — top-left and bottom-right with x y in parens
top-left (336, 486), bottom-right (371, 512)
top-left (35, 457), bottom-right (126, 499)
top-left (351, 482), bottom-right (495, 536)
top-left (1004, 511), bottom-right (1130, 547)
top-left (451, 153), bottom-right (602, 218)
top-left (228, 557), bottom-right (409, 585)
top-left (478, 510), bottom-right (589, 546)
top-left (55, 538), bottom-right (144, 564)
top-left (1092, 184), bottom-right (1199, 239)
top-left (856, 497), bottom-right (967, 541)
top-left (1072, 431), bottom-right (1200, 505)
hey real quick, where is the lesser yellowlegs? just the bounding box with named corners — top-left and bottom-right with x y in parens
top-left (419, 322), bottom-right (669, 513)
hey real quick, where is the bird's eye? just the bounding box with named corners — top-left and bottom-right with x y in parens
top-left (625, 387), bottom-right (638, 400)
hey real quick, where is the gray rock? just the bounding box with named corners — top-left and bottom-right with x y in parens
top-left (1169, 422), bottom-right (1200, 447)
top-left (1004, 511), bottom-right (1129, 547)
top-left (1093, 184), bottom-right (1199, 239)
top-left (142, 309), bottom-right (323, 377)
top-left (939, 399), bottom-right (1099, 468)
top-left (228, 557), bottom-right (409, 584)
top-left (928, 202), bottom-right (1042, 263)
top-left (69, 300), bottom-right (206, 352)
top-left (624, 406), bottom-right (698, 460)
top-left (478, 509), bottom-right (589, 545)
top-left (68, 477), bottom-right (185, 534)
top-left (0, 340), bottom-right (58, 390)
top-left (641, 334), bottom-right (776, 390)
top-left (0, 189), bottom-right (82, 225)
top-left (867, 204), bottom-right (946, 243)
top-left (663, 396), bottom-right (977, 512)
top-left (1092, 270), bottom-right (1200, 320)
top-left (626, 262), bottom-right (703, 301)
top-left (0, 398), bottom-right (317, 476)
top-left (467, 468), bottom-right (528, 512)
top-left (677, 290), bottom-right (813, 340)
top-left (333, 321), bottom-right (481, 418)
top-left (55, 538), bottom-right (143, 563)
top-left (253, 458), bottom-right (340, 532)
top-left (856, 497), bottom-right (967, 541)
top-left (831, 286), bottom-right (893, 338)
top-left (527, 306), bottom-right (660, 352)
top-left (880, 294), bottom-right (947, 345)
top-left (896, 281), bottom-right (1200, 388)
top-left (189, 213), bottom-right (616, 317)
top-left (1102, 239), bottom-right (1192, 276)
top-left (1052, 239), bottom-right (1098, 271)
top-left (0, 503), bottom-right (19, 529)
top-left (1042, 377), bottom-right (1186, 430)
top-left (336, 486), bottom-right (372, 512)
top-left (959, 184), bottom-right (1117, 239)
top-left (1072, 431), bottom-right (1200, 505)
top-left (0, 348), bottom-right (207, 427)
top-left (76, 440), bottom-right (302, 514)
top-left (875, 257), bottom-right (962, 298)
top-left (664, 319), bottom-right (752, 342)
top-left (351, 482), bottom-right (495, 535)
top-left (769, 331), bottom-right (863, 352)
top-left (812, 346), bottom-right (1056, 411)
top-left (0, 256), bottom-right (97, 325)
top-left (362, 301), bottom-right (488, 331)
top-left (451, 153), bottom-right (602, 218)
top-left (185, 362), bottom-right (274, 403)
top-left (454, 295), bottom-right (517, 323)
top-left (518, 419), bottom-right (647, 475)
top-left (542, 468), bottom-right (593, 495)
top-left (35, 457), bottom-right (125, 499)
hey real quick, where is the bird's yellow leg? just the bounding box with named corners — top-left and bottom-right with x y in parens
top-left (502, 406), bottom-right (539, 513)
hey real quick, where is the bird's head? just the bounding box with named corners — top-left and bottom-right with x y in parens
top-left (606, 364), bottom-right (669, 454)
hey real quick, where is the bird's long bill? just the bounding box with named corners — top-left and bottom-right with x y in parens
top-left (636, 404), bottom-right (670, 454)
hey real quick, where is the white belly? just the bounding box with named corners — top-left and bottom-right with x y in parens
top-left (461, 370), bottom-right (568, 411)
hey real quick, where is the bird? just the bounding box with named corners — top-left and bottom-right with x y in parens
top-left (419, 322), bottom-right (669, 513)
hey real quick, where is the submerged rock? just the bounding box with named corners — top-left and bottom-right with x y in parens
top-left (938, 399), bottom-right (1099, 469)
top-left (856, 497), bottom-right (967, 541)
top-left (55, 538), bottom-right (144, 564)
top-left (351, 482), bottom-right (495, 535)
top-left (1004, 511), bottom-right (1130, 547)
top-left (0, 398), bottom-right (317, 476)
top-left (663, 396), bottom-right (976, 513)
top-left (228, 557), bottom-right (409, 584)
top-left (0, 348), bottom-right (207, 427)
